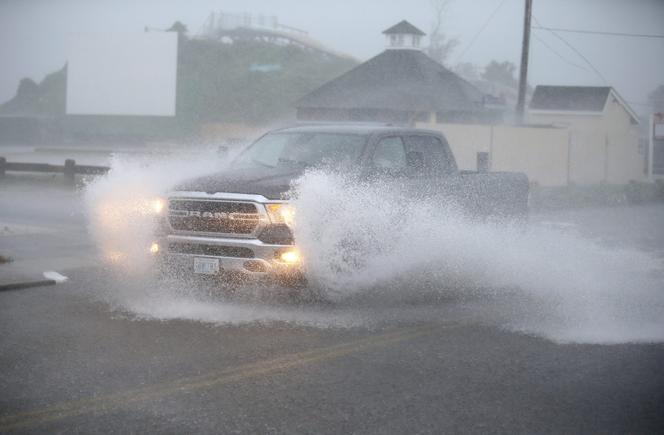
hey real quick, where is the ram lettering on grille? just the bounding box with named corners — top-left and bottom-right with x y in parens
top-left (168, 200), bottom-right (260, 234)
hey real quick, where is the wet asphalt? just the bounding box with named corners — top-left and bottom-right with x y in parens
top-left (1, 182), bottom-right (663, 433)
top-left (1, 264), bottom-right (663, 434)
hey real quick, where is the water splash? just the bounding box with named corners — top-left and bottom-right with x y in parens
top-left (84, 158), bottom-right (664, 344)
top-left (290, 169), bottom-right (664, 343)
top-left (84, 150), bottom-right (228, 271)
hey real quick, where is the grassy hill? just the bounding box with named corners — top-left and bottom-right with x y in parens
top-left (176, 36), bottom-right (356, 126)
top-left (0, 32), bottom-right (357, 138)
top-left (1, 68), bottom-right (66, 116)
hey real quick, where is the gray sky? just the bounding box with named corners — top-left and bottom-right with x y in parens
top-left (1, 0), bottom-right (663, 114)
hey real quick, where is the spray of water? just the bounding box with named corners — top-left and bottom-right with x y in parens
top-left (85, 149), bottom-right (228, 271)
top-left (291, 169), bottom-right (664, 343)
top-left (84, 156), bottom-right (664, 344)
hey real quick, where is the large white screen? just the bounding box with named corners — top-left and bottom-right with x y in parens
top-left (66, 32), bottom-right (177, 116)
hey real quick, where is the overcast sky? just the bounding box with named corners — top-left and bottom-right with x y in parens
top-left (1, 0), bottom-right (663, 114)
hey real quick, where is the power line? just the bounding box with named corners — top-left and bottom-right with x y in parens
top-left (532, 16), bottom-right (608, 84)
top-left (627, 101), bottom-right (654, 107)
top-left (532, 32), bottom-right (591, 72)
top-left (455, 0), bottom-right (508, 62)
top-left (532, 26), bottom-right (664, 40)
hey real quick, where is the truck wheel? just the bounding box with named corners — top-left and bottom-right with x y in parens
top-left (278, 273), bottom-right (330, 303)
top-left (277, 271), bottom-right (307, 290)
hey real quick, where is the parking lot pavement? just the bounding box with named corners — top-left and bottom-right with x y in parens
top-left (0, 179), bottom-right (94, 290)
top-left (0, 219), bottom-right (97, 289)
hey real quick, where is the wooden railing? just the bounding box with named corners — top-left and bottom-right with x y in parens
top-left (0, 157), bottom-right (110, 183)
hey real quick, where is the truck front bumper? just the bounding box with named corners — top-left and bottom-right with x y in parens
top-left (155, 234), bottom-right (301, 278)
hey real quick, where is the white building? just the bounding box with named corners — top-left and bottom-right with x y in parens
top-left (528, 85), bottom-right (644, 184)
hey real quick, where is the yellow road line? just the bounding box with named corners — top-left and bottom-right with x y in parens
top-left (0, 324), bottom-right (450, 431)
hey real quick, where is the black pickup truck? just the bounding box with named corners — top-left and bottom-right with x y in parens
top-left (154, 125), bottom-right (528, 284)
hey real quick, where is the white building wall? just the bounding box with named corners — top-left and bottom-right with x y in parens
top-left (417, 122), bottom-right (570, 186)
top-left (528, 102), bottom-right (645, 184)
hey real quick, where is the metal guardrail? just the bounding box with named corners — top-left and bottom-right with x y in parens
top-left (0, 157), bottom-right (110, 183)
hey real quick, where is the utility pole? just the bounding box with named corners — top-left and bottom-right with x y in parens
top-left (516, 0), bottom-right (532, 124)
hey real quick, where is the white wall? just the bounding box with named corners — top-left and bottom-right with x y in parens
top-left (491, 126), bottom-right (570, 186)
top-left (417, 122), bottom-right (570, 186)
top-left (529, 102), bottom-right (645, 184)
top-left (66, 32), bottom-right (178, 116)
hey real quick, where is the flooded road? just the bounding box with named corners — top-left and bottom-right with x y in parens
top-left (1, 179), bottom-right (663, 432)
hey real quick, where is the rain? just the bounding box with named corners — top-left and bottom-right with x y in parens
top-left (1, 1), bottom-right (664, 433)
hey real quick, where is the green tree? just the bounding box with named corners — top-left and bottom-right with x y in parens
top-left (453, 62), bottom-right (479, 81)
top-left (427, 0), bottom-right (459, 66)
top-left (481, 60), bottom-right (517, 88)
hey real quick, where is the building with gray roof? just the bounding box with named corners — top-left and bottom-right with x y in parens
top-left (296, 21), bottom-right (496, 125)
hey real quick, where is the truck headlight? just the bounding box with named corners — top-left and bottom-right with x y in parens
top-left (265, 203), bottom-right (295, 227)
top-left (151, 197), bottom-right (165, 215)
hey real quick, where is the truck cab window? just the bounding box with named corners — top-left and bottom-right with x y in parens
top-left (405, 135), bottom-right (455, 175)
top-left (234, 132), bottom-right (366, 169)
top-left (372, 137), bottom-right (407, 169)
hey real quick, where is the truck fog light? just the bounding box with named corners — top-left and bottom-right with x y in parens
top-left (278, 249), bottom-right (301, 264)
top-left (149, 242), bottom-right (160, 254)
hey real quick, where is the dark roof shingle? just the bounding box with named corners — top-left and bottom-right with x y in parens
top-left (382, 20), bottom-right (426, 36)
top-left (529, 85), bottom-right (611, 112)
top-left (297, 49), bottom-right (483, 113)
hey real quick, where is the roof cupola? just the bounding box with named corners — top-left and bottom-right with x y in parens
top-left (382, 20), bottom-right (426, 50)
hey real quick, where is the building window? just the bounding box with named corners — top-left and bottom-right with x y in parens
top-left (397, 34), bottom-right (405, 45)
top-left (413, 36), bottom-right (420, 47)
top-left (390, 34), bottom-right (398, 46)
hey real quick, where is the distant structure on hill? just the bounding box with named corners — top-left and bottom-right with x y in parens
top-left (196, 11), bottom-right (355, 60)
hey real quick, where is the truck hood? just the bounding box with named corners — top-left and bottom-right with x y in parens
top-left (171, 166), bottom-right (306, 199)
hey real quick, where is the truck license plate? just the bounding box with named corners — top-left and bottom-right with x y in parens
top-left (193, 257), bottom-right (220, 275)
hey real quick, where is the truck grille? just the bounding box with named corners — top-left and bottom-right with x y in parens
top-left (168, 199), bottom-right (261, 234)
top-left (168, 243), bottom-right (254, 258)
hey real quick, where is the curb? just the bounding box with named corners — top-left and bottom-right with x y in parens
top-left (0, 279), bottom-right (56, 292)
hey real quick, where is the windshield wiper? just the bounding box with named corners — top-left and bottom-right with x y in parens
top-left (251, 158), bottom-right (274, 168)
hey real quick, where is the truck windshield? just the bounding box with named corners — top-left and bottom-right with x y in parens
top-left (233, 132), bottom-right (367, 169)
